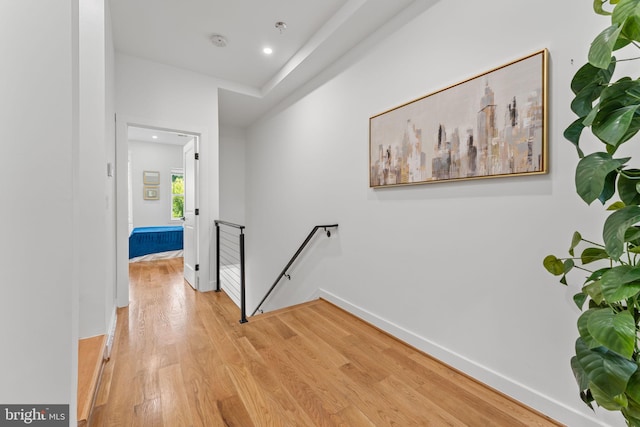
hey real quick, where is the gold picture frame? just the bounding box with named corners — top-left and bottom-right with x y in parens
top-left (369, 49), bottom-right (548, 188)
top-left (143, 170), bottom-right (160, 185)
top-left (143, 186), bottom-right (159, 200)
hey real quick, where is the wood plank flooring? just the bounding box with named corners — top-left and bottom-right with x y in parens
top-left (89, 258), bottom-right (562, 426)
top-left (78, 334), bottom-right (106, 426)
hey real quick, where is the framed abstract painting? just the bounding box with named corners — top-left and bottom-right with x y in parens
top-left (370, 49), bottom-right (548, 188)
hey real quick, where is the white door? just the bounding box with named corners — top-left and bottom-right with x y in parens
top-left (183, 137), bottom-right (199, 289)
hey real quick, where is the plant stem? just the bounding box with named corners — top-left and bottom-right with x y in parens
top-left (614, 56), bottom-right (640, 63)
top-left (581, 238), bottom-right (605, 248)
top-left (573, 265), bottom-right (593, 273)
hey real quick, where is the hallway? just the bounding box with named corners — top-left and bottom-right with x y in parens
top-left (89, 258), bottom-right (561, 426)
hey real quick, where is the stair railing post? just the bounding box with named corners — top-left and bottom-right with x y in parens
top-left (215, 221), bottom-right (221, 292)
top-left (239, 229), bottom-right (247, 323)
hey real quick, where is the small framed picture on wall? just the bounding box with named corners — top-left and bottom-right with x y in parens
top-left (143, 186), bottom-right (159, 200)
top-left (143, 170), bottom-right (160, 185)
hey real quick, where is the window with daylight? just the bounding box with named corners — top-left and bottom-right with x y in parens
top-left (171, 170), bottom-right (184, 220)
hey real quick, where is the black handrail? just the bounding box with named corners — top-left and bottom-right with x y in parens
top-left (251, 224), bottom-right (338, 316)
top-left (214, 220), bottom-right (247, 323)
top-left (215, 220), bottom-right (245, 230)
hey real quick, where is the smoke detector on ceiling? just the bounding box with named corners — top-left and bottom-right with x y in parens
top-left (210, 34), bottom-right (228, 47)
top-left (275, 21), bottom-right (287, 34)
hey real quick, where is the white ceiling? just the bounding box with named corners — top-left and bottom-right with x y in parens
top-left (110, 0), bottom-right (440, 130)
top-left (128, 126), bottom-right (194, 146)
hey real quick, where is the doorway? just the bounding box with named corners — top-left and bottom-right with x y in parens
top-left (120, 124), bottom-right (201, 302)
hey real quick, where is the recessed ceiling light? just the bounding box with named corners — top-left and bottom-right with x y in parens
top-left (152, 135), bottom-right (158, 139)
top-left (263, 47), bottom-right (273, 55)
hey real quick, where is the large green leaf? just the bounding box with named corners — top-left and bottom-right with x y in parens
top-left (571, 60), bottom-right (616, 95)
top-left (612, 0), bottom-right (640, 23)
top-left (583, 280), bottom-right (606, 305)
top-left (613, 0), bottom-right (640, 40)
top-left (581, 247), bottom-right (610, 264)
top-left (626, 370), bottom-right (640, 404)
top-left (575, 153), bottom-right (630, 204)
top-left (604, 205), bottom-right (640, 259)
top-left (590, 381), bottom-right (628, 410)
top-left (600, 170), bottom-right (619, 204)
top-left (593, 105), bottom-right (640, 146)
top-left (578, 309), bottom-right (602, 348)
top-left (619, 88), bottom-right (640, 145)
top-left (589, 24), bottom-right (623, 69)
top-left (614, 34), bottom-right (633, 50)
top-left (598, 78), bottom-right (640, 112)
top-left (587, 308), bottom-right (636, 358)
top-left (564, 118), bottom-right (586, 157)
top-left (572, 82), bottom-right (605, 117)
top-left (619, 169), bottom-right (640, 205)
top-left (626, 226), bottom-right (640, 243)
top-left (572, 355), bottom-right (590, 391)
top-left (601, 265), bottom-right (640, 302)
top-left (590, 81), bottom-right (640, 148)
top-left (583, 102), bottom-right (601, 128)
top-left (619, 111), bottom-right (640, 146)
top-left (575, 337), bottom-right (637, 396)
top-left (628, 83), bottom-right (640, 101)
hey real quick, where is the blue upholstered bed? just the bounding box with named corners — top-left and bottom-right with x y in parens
top-left (129, 226), bottom-right (184, 259)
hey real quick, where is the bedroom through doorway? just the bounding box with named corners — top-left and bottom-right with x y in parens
top-left (126, 125), bottom-right (200, 290)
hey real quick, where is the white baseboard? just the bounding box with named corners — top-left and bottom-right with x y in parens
top-left (314, 288), bottom-right (614, 427)
top-left (199, 278), bottom-right (215, 292)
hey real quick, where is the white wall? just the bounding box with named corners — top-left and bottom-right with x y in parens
top-left (217, 127), bottom-right (247, 307)
top-left (129, 140), bottom-right (184, 227)
top-left (220, 127), bottom-right (246, 225)
top-left (0, 0), bottom-right (79, 420)
top-left (245, 0), bottom-right (619, 425)
top-left (78, 0), bottom-right (115, 340)
top-left (104, 0), bottom-right (117, 345)
top-left (115, 53), bottom-right (220, 302)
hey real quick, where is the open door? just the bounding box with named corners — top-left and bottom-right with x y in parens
top-left (183, 137), bottom-right (199, 289)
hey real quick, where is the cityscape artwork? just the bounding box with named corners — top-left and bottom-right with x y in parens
top-left (369, 49), bottom-right (547, 188)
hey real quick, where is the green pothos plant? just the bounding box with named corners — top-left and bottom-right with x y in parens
top-left (543, 1), bottom-right (640, 424)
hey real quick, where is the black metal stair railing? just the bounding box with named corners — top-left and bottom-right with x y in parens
top-left (251, 224), bottom-right (338, 317)
top-left (214, 221), bottom-right (338, 323)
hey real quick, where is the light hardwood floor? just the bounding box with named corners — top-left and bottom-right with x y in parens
top-left (89, 258), bottom-right (562, 426)
top-left (78, 334), bottom-right (106, 426)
